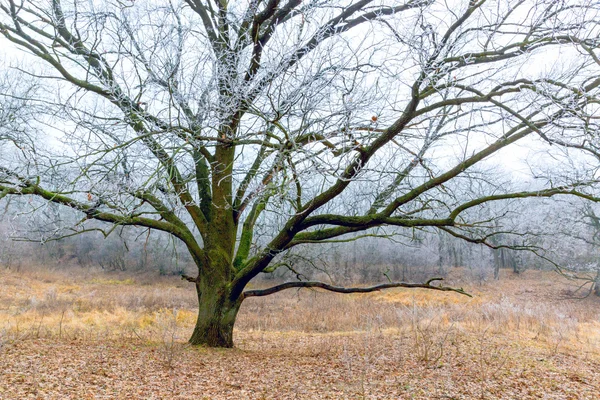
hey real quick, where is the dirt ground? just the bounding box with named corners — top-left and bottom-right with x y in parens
top-left (1, 267), bottom-right (599, 399)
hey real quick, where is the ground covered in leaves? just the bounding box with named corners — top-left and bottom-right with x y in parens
top-left (1, 268), bottom-right (599, 399)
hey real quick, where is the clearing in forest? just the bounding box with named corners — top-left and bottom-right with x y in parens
top-left (0, 267), bottom-right (599, 399)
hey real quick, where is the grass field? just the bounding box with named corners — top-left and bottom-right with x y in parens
top-left (1, 267), bottom-right (599, 399)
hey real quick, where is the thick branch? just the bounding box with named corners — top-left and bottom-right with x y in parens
top-left (0, 180), bottom-right (207, 269)
top-left (242, 278), bottom-right (472, 299)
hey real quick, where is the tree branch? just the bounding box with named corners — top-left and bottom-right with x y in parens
top-left (181, 274), bottom-right (198, 283)
top-left (242, 278), bottom-right (472, 299)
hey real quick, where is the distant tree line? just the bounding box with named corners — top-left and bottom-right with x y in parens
top-left (2, 194), bottom-right (598, 295)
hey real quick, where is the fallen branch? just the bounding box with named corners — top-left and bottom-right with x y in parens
top-left (242, 278), bottom-right (472, 299)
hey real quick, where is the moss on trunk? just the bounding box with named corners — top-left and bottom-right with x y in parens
top-left (189, 279), bottom-right (241, 348)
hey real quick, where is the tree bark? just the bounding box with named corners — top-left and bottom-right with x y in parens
top-left (189, 280), bottom-right (241, 348)
top-left (493, 249), bottom-right (500, 280)
top-left (188, 147), bottom-right (240, 348)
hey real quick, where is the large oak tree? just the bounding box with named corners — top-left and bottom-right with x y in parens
top-left (1, 0), bottom-right (600, 347)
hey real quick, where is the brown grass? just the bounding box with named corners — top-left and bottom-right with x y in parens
top-left (0, 267), bottom-right (599, 399)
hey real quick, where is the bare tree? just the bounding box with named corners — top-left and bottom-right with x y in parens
top-left (552, 202), bottom-right (600, 297)
top-left (1, 0), bottom-right (600, 347)
top-left (581, 205), bottom-right (600, 296)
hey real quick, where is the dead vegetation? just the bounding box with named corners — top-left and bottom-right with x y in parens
top-left (0, 267), bottom-right (599, 399)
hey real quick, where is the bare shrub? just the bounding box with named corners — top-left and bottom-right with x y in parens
top-left (473, 325), bottom-right (509, 399)
top-left (156, 308), bottom-right (185, 369)
top-left (397, 301), bottom-right (456, 365)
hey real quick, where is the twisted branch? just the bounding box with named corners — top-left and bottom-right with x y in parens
top-left (241, 278), bottom-right (471, 299)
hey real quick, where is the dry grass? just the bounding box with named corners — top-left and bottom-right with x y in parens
top-left (0, 267), bottom-right (599, 399)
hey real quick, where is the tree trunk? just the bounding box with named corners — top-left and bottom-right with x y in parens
top-left (189, 281), bottom-right (241, 347)
top-left (493, 249), bottom-right (500, 280)
top-left (594, 268), bottom-right (600, 297)
top-left (190, 156), bottom-right (240, 348)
